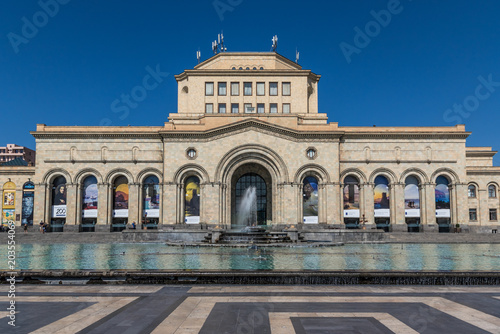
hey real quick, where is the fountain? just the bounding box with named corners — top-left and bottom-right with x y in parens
top-left (236, 186), bottom-right (258, 228)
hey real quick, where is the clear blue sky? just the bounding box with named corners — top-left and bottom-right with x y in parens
top-left (2, 0), bottom-right (500, 164)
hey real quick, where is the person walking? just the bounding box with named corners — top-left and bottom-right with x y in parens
top-left (39, 220), bottom-right (44, 233)
top-left (23, 224), bottom-right (28, 234)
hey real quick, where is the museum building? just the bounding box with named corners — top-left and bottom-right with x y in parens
top-left (1, 52), bottom-right (500, 233)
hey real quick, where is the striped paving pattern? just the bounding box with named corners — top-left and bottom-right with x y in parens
top-left (0, 285), bottom-right (499, 333)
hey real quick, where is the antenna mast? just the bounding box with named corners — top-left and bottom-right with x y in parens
top-left (212, 31), bottom-right (227, 55)
top-left (295, 48), bottom-right (299, 63)
top-left (196, 49), bottom-right (201, 64)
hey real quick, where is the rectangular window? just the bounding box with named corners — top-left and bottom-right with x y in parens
top-left (205, 82), bottom-right (214, 96)
top-left (205, 103), bottom-right (213, 114)
top-left (244, 82), bottom-right (252, 96)
top-left (257, 103), bottom-right (265, 114)
top-left (469, 208), bottom-right (477, 221)
top-left (270, 103), bottom-right (278, 113)
top-left (244, 103), bottom-right (254, 113)
top-left (490, 209), bottom-right (497, 221)
top-left (256, 82), bottom-right (265, 96)
top-left (283, 103), bottom-right (290, 114)
top-left (282, 82), bottom-right (291, 96)
top-left (269, 82), bottom-right (278, 96)
top-left (218, 103), bottom-right (226, 113)
top-left (231, 103), bottom-right (239, 114)
top-left (231, 82), bottom-right (239, 96)
top-left (218, 82), bottom-right (227, 96)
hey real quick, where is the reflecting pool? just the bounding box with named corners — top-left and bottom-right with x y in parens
top-left (2, 243), bottom-right (500, 271)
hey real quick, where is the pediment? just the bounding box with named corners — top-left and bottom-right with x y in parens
top-left (194, 52), bottom-right (302, 71)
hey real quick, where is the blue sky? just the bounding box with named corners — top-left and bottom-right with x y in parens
top-left (2, 0), bottom-right (500, 164)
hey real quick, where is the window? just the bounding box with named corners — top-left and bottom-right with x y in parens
top-left (489, 185), bottom-right (497, 198)
top-left (205, 82), bottom-right (214, 96)
top-left (205, 103), bottom-right (213, 114)
top-left (306, 148), bottom-right (317, 159)
top-left (231, 103), bottom-right (239, 114)
top-left (244, 103), bottom-right (254, 113)
top-left (256, 82), bottom-right (265, 96)
top-left (186, 148), bottom-right (197, 159)
top-left (244, 82), bottom-right (252, 96)
top-left (257, 103), bottom-right (265, 114)
top-left (218, 103), bottom-right (226, 113)
top-left (218, 82), bottom-right (226, 96)
top-left (269, 82), bottom-right (278, 96)
top-left (490, 209), bottom-right (498, 221)
top-left (231, 82), bottom-right (239, 96)
top-left (469, 208), bottom-right (477, 221)
top-left (282, 82), bottom-right (291, 96)
top-left (468, 185), bottom-right (476, 198)
top-left (283, 103), bottom-right (290, 114)
top-left (270, 103), bottom-right (278, 113)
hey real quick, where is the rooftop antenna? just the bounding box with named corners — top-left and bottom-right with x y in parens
top-left (212, 31), bottom-right (227, 55)
top-left (271, 35), bottom-right (278, 52)
top-left (196, 49), bottom-right (201, 64)
top-left (295, 48), bottom-right (299, 63)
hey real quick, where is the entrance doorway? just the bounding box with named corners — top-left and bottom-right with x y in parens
top-left (234, 173), bottom-right (267, 226)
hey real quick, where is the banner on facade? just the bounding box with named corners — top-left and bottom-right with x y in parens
top-left (436, 209), bottom-right (451, 218)
top-left (344, 209), bottom-right (360, 218)
top-left (22, 191), bottom-right (34, 225)
top-left (303, 216), bottom-right (318, 224)
top-left (374, 209), bottom-right (390, 217)
top-left (185, 216), bottom-right (200, 224)
top-left (405, 209), bottom-right (420, 217)
top-left (82, 176), bottom-right (98, 218)
top-left (52, 205), bottom-right (67, 218)
top-left (303, 176), bottom-right (318, 221)
top-left (143, 209), bottom-right (159, 218)
top-left (83, 209), bottom-right (98, 218)
top-left (2, 209), bottom-right (14, 225)
top-left (113, 209), bottom-right (128, 218)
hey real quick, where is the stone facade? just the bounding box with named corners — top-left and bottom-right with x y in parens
top-left (1, 52), bottom-right (499, 232)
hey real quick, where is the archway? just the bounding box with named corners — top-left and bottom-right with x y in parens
top-left (231, 163), bottom-right (272, 228)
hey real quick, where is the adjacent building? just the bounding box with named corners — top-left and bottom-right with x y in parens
top-left (0, 144), bottom-right (35, 166)
top-left (1, 52), bottom-right (499, 233)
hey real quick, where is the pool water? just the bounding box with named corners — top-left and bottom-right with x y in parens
top-left (2, 243), bottom-right (500, 271)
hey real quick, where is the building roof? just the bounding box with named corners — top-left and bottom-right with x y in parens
top-left (1, 157), bottom-right (28, 166)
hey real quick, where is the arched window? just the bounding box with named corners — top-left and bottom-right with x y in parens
top-left (82, 176), bottom-right (98, 219)
top-left (143, 175), bottom-right (160, 221)
top-left (404, 176), bottom-right (421, 232)
top-left (184, 176), bottom-right (200, 224)
top-left (303, 176), bottom-right (318, 223)
top-left (343, 176), bottom-right (360, 227)
top-left (51, 176), bottom-right (67, 220)
top-left (374, 175), bottom-right (390, 211)
top-left (22, 182), bottom-right (35, 226)
top-left (113, 176), bottom-right (129, 217)
top-left (489, 185), bottom-right (497, 198)
top-left (435, 176), bottom-right (451, 232)
top-left (468, 185), bottom-right (477, 198)
top-left (2, 181), bottom-right (16, 225)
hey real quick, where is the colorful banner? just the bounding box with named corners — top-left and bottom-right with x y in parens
top-left (3, 191), bottom-right (15, 208)
top-left (2, 209), bottom-right (14, 225)
top-left (185, 176), bottom-right (200, 218)
top-left (82, 176), bottom-right (98, 218)
top-left (113, 178), bottom-right (129, 217)
top-left (303, 176), bottom-right (318, 219)
top-left (143, 181), bottom-right (160, 218)
top-left (22, 191), bottom-right (34, 225)
top-left (374, 176), bottom-right (390, 217)
top-left (343, 182), bottom-right (360, 217)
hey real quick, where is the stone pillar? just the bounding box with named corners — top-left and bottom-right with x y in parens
top-left (44, 183), bottom-right (51, 224)
top-left (97, 183), bottom-right (109, 226)
top-left (128, 183), bottom-right (139, 226)
top-left (479, 188), bottom-right (488, 226)
top-left (178, 183), bottom-right (185, 224)
top-left (454, 183), bottom-right (468, 225)
top-left (298, 183), bottom-right (304, 225)
top-left (64, 183), bottom-right (77, 230)
top-left (327, 182), bottom-right (340, 225)
top-left (424, 182), bottom-right (436, 226)
top-left (33, 182), bottom-right (46, 225)
top-left (75, 183), bottom-right (82, 226)
top-left (107, 183), bottom-right (113, 227)
top-left (362, 183), bottom-right (374, 227)
top-left (158, 183), bottom-right (164, 225)
top-left (339, 183), bottom-right (344, 227)
top-left (138, 183), bottom-right (144, 226)
top-left (318, 183), bottom-right (326, 225)
top-left (15, 188), bottom-right (22, 226)
top-left (393, 182), bottom-right (405, 226)
top-left (162, 182), bottom-right (177, 225)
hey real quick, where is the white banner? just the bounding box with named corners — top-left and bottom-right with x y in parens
top-left (185, 216), bottom-right (200, 224)
top-left (344, 209), bottom-right (360, 218)
top-left (144, 209), bottom-right (159, 218)
top-left (436, 209), bottom-right (450, 218)
top-left (405, 209), bottom-right (420, 217)
top-left (82, 209), bottom-right (97, 218)
top-left (303, 216), bottom-right (318, 224)
top-left (113, 209), bottom-right (129, 218)
top-left (52, 205), bottom-right (67, 218)
top-left (374, 209), bottom-right (390, 217)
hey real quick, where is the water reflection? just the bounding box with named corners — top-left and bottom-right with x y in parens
top-left (3, 243), bottom-right (500, 271)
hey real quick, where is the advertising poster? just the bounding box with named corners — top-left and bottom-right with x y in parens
top-left (143, 180), bottom-right (160, 218)
top-left (2, 209), bottom-right (15, 225)
top-left (52, 205), bottom-right (66, 218)
top-left (435, 176), bottom-right (450, 217)
top-left (343, 183), bottom-right (360, 217)
top-left (404, 182), bottom-right (420, 217)
top-left (22, 191), bottom-right (34, 225)
top-left (113, 178), bottom-right (129, 217)
top-left (82, 176), bottom-right (98, 218)
top-left (303, 176), bottom-right (318, 223)
top-left (3, 191), bottom-right (15, 207)
top-left (374, 176), bottom-right (390, 217)
top-left (185, 176), bottom-right (200, 223)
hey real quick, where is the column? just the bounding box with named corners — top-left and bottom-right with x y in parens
top-left (128, 183), bottom-right (139, 225)
top-left (327, 182), bottom-right (341, 226)
top-left (178, 183), bottom-right (185, 224)
top-left (393, 182), bottom-right (405, 226)
top-left (97, 183), bottom-right (109, 226)
top-left (424, 182), bottom-right (436, 226)
top-left (75, 183), bottom-right (82, 226)
top-left (319, 183), bottom-right (327, 225)
top-left (15, 188), bottom-right (22, 226)
top-left (339, 183), bottom-right (344, 226)
top-left (454, 183), bottom-right (468, 225)
top-left (44, 183), bottom-right (51, 224)
top-left (158, 183), bottom-right (164, 225)
top-left (138, 183), bottom-right (143, 225)
top-left (298, 183), bottom-right (303, 225)
top-left (362, 182), bottom-right (374, 226)
top-left (478, 188), bottom-right (488, 227)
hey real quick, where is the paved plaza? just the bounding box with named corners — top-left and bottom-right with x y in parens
top-left (1, 285), bottom-right (500, 333)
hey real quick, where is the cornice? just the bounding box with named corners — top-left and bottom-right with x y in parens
top-left (341, 132), bottom-right (471, 140)
top-left (31, 132), bottom-right (162, 140)
top-left (160, 119), bottom-right (342, 142)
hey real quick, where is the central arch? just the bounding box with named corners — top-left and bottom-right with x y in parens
top-left (231, 164), bottom-right (272, 227)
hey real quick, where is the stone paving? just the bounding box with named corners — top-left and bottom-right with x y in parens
top-left (1, 285), bottom-right (500, 333)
